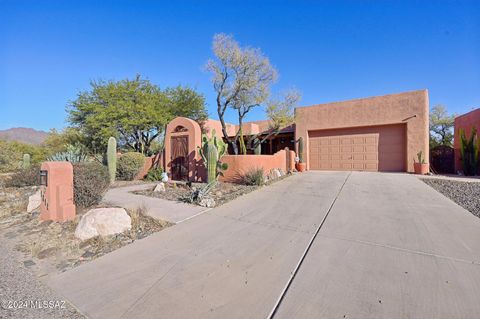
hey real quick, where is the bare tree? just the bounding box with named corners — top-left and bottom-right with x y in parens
top-left (206, 33), bottom-right (277, 154)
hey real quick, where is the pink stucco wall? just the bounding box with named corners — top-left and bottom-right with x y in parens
top-left (219, 149), bottom-right (294, 183)
top-left (294, 90), bottom-right (429, 172)
top-left (40, 161), bottom-right (76, 221)
top-left (134, 154), bottom-right (161, 180)
top-left (454, 108), bottom-right (480, 173)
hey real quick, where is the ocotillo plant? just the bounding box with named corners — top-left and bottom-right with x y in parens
top-left (298, 137), bottom-right (304, 163)
top-left (22, 154), bottom-right (31, 169)
top-left (107, 137), bottom-right (117, 183)
top-left (198, 129), bottom-right (228, 183)
top-left (459, 127), bottom-right (479, 176)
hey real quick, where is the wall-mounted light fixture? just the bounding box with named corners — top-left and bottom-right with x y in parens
top-left (40, 170), bottom-right (48, 186)
top-left (402, 114), bottom-right (417, 122)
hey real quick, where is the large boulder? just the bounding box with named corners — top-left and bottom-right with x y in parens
top-left (75, 207), bottom-right (131, 241)
top-left (27, 189), bottom-right (41, 213)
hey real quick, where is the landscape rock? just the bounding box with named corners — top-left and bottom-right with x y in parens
top-left (75, 207), bottom-right (131, 241)
top-left (267, 168), bottom-right (284, 181)
top-left (198, 196), bottom-right (216, 208)
top-left (27, 189), bottom-right (41, 213)
top-left (154, 182), bottom-right (166, 192)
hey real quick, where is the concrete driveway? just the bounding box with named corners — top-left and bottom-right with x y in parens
top-left (47, 172), bottom-right (480, 319)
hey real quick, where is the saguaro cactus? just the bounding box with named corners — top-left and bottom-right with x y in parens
top-left (198, 129), bottom-right (228, 183)
top-left (107, 137), bottom-right (117, 183)
top-left (22, 153), bottom-right (31, 169)
top-left (298, 137), bottom-right (304, 163)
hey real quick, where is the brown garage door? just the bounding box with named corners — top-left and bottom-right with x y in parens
top-left (308, 124), bottom-right (406, 172)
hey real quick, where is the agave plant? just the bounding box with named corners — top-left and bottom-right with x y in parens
top-left (48, 144), bottom-right (89, 163)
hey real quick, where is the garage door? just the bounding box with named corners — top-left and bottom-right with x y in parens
top-left (308, 124), bottom-right (406, 172)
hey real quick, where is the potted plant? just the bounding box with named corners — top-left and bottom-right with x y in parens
top-left (295, 137), bottom-right (307, 172)
top-left (414, 151), bottom-right (429, 175)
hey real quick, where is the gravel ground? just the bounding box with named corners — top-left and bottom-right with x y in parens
top-left (421, 178), bottom-right (480, 218)
top-left (0, 237), bottom-right (85, 319)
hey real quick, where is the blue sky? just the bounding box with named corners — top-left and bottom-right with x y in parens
top-left (1, 0), bottom-right (479, 131)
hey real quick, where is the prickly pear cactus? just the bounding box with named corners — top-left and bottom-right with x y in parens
top-left (107, 137), bottom-right (117, 183)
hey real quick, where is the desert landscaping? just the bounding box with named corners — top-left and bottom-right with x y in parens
top-left (1, 2), bottom-right (480, 319)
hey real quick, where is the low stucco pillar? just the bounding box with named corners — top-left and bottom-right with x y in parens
top-left (40, 161), bottom-right (76, 221)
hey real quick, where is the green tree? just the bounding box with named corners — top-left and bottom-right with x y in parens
top-left (429, 104), bottom-right (455, 148)
top-left (165, 86), bottom-right (208, 125)
top-left (67, 75), bottom-right (206, 155)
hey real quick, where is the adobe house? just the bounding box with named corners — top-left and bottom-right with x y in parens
top-left (453, 108), bottom-right (480, 173)
top-left (163, 90), bottom-right (429, 181)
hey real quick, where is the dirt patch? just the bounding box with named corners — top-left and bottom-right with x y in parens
top-left (134, 181), bottom-right (258, 207)
top-left (134, 174), bottom-right (291, 207)
top-left (0, 185), bottom-right (37, 219)
top-left (0, 191), bottom-right (171, 276)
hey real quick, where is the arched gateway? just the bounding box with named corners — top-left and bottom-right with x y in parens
top-left (164, 117), bottom-right (205, 182)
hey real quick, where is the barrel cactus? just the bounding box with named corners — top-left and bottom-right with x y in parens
top-left (107, 137), bottom-right (117, 183)
top-left (22, 153), bottom-right (31, 169)
top-left (198, 129), bottom-right (228, 183)
top-left (298, 136), bottom-right (304, 163)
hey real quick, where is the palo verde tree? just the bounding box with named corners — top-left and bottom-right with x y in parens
top-left (247, 89), bottom-right (300, 152)
top-left (429, 104), bottom-right (455, 148)
top-left (67, 75), bottom-right (206, 155)
top-left (206, 34), bottom-right (278, 154)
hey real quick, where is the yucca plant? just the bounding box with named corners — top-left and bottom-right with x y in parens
top-left (459, 127), bottom-right (479, 176)
top-left (242, 167), bottom-right (265, 186)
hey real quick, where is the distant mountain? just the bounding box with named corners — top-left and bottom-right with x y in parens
top-left (0, 127), bottom-right (49, 145)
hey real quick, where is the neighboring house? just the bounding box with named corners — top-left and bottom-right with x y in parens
top-left (164, 90), bottom-right (429, 182)
top-left (453, 108), bottom-right (480, 173)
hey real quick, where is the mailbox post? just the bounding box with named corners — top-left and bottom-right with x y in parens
top-left (40, 161), bottom-right (76, 221)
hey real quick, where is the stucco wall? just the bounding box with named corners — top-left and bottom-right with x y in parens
top-left (134, 154), bottom-right (161, 180)
top-left (219, 149), bottom-right (294, 183)
top-left (454, 108), bottom-right (480, 173)
top-left (294, 90), bottom-right (429, 172)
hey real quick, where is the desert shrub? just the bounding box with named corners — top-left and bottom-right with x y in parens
top-left (73, 162), bottom-right (110, 208)
top-left (144, 167), bottom-right (164, 181)
top-left (242, 167), bottom-right (265, 186)
top-left (117, 152), bottom-right (145, 181)
top-left (4, 165), bottom-right (41, 187)
top-left (0, 143), bottom-right (21, 173)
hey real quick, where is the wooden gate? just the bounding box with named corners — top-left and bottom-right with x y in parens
top-left (170, 136), bottom-right (189, 181)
